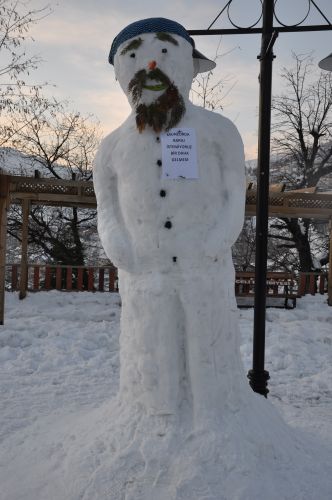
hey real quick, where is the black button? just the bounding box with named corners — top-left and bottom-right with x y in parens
top-left (156, 136), bottom-right (160, 142)
top-left (160, 190), bottom-right (166, 197)
top-left (164, 221), bottom-right (172, 229)
top-left (157, 159), bottom-right (162, 166)
top-left (172, 256), bottom-right (177, 263)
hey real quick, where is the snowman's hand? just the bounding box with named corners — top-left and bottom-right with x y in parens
top-left (204, 229), bottom-right (226, 259)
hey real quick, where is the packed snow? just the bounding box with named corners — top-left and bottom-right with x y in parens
top-left (0, 291), bottom-right (331, 499)
top-left (89, 19), bottom-right (332, 499)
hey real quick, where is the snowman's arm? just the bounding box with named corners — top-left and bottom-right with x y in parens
top-left (225, 127), bottom-right (246, 244)
top-left (204, 125), bottom-right (246, 261)
top-left (93, 137), bottom-right (134, 268)
top-left (214, 117), bottom-right (246, 247)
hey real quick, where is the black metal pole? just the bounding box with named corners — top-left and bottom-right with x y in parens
top-left (188, 25), bottom-right (332, 36)
top-left (188, 4), bottom-right (331, 398)
top-left (247, 0), bottom-right (275, 397)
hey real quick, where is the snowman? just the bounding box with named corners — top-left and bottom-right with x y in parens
top-left (1, 18), bottom-right (327, 500)
top-left (94, 17), bottom-right (247, 423)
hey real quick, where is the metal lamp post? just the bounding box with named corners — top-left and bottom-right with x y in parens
top-left (188, 0), bottom-right (332, 397)
top-left (247, 0), bottom-right (275, 397)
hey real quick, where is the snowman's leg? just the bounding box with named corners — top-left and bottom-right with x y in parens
top-left (118, 271), bottom-right (183, 415)
top-left (180, 260), bottom-right (243, 424)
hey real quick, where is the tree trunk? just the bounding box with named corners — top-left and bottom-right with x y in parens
top-left (283, 218), bottom-right (315, 272)
top-left (70, 206), bottom-right (85, 266)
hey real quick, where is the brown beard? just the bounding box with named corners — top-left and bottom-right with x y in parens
top-left (128, 69), bottom-right (185, 133)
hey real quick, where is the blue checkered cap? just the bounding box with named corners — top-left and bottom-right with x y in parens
top-left (109, 17), bottom-right (216, 74)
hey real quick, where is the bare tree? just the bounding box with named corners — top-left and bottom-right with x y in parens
top-left (191, 38), bottom-right (238, 111)
top-left (4, 94), bottom-right (100, 181)
top-left (4, 97), bottom-right (102, 266)
top-left (0, 0), bottom-right (51, 116)
top-left (272, 53), bottom-right (332, 188)
top-left (269, 53), bottom-right (332, 272)
top-left (232, 217), bottom-right (256, 271)
top-left (0, 2), bottom-right (104, 270)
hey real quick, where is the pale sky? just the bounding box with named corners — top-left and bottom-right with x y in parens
top-left (25, 0), bottom-right (332, 160)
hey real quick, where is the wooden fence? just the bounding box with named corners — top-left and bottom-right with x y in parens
top-left (235, 271), bottom-right (328, 308)
top-left (297, 272), bottom-right (328, 295)
top-left (235, 271), bottom-right (328, 297)
top-left (4, 264), bottom-right (328, 297)
top-left (6, 264), bottom-right (118, 293)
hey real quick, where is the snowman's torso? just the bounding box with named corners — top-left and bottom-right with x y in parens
top-left (108, 104), bottom-right (244, 271)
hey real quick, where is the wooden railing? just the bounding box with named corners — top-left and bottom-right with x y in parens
top-left (235, 271), bottom-right (328, 308)
top-left (298, 271), bottom-right (328, 295)
top-left (235, 271), bottom-right (328, 297)
top-left (235, 271), bottom-right (298, 297)
top-left (6, 264), bottom-right (118, 293)
top-left (4, 264), bottom-right (328, 298)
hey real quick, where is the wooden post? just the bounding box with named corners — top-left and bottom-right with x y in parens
top-left (45, 266), bottom-right (52, 290)
top-left (309, 273), bottom-right (316, 295)
top-left (77, 267), bottom-right (83, 291)
top-left (298, 272), bottom-right (307, 296)
top-left (109, 267), bottom-right (116, 292)
top-left (66, 266), bottom-right (72, 291)
top-left (98, 268), bottom-right (105, 292)
top-left (0, 175), bottom-right (10, 324)
top-left (318, 274), bottom-right (325, 295)
top-left (328, 219), bottom-right (332, 306)
top-left (56, 266), bottom-right (62, 290)
top-left (19, 199), bottom-right (30, 300)
top-left (88, 267), bottom-right (94, 291)
top-left (33, 266), bottom-right (40, 290)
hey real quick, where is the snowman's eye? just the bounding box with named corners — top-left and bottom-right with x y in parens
top-left (130, 53), bottom-right (136, 58)
top-left (162, 48), bottom-right (167, 54)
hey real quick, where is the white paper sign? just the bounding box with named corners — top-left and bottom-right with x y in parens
top-left (161, 128), bottom-right (199, 180)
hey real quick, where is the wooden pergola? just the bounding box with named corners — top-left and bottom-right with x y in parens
top-left (1, 173), bottom-right (332, 324)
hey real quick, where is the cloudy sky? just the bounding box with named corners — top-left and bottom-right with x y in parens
top-left (25, 0), bottom-right (332, 160)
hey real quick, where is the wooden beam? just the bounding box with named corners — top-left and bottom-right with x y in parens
top-left (11, 199), bottom-right (96, 209)
top-left (0, 175), bottom-right (10, 325)
top-left (269, 183), bottom-right (286, 192)
top-left (4, 174), bottom-right (332, 219)
top-left (19, 199), bottom-right (30, 300)
top-left (10, 192), bottom-right (96, 205)
top-left (9, 174), bottom-right (93, 189)
top-left (245, 191), bottom-right (332, 219)
top-left (287, 186), bottom-right (317, 194)
top-left (328, 218), bottom-right (332, 306)
top-left (245, 205), bottom-right (332, 219)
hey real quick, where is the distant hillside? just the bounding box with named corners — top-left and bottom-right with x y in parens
top-left (0, 147), bottom-right (90, 179)
top-left (0, 147), bottom-right (40, 176)
top-left (245, 155), bottom-right (332, 192)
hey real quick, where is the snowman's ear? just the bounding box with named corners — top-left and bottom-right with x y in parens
top-left (193, 58), bottom-right (200, 78)
top-left (113, 57), bottom-right (120, 81)
top-left (193, 49), bottom-right (216, 75)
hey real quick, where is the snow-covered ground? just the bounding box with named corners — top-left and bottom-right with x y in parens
top-left (0, 291), bottom-right (331, 499)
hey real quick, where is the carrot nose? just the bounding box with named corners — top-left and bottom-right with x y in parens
top-left (148, 60), bottom-right (157, 70)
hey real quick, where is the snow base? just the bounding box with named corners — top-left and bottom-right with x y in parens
top-left (68, 401), bottom-right (332, 500)
top-left (0, 292), bottom-right (331, 499)
top-left (2, 396), bottom-right (331, 500)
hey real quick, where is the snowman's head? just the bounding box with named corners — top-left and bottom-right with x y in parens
top-left (109, 18), bottom-right (215, 133)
